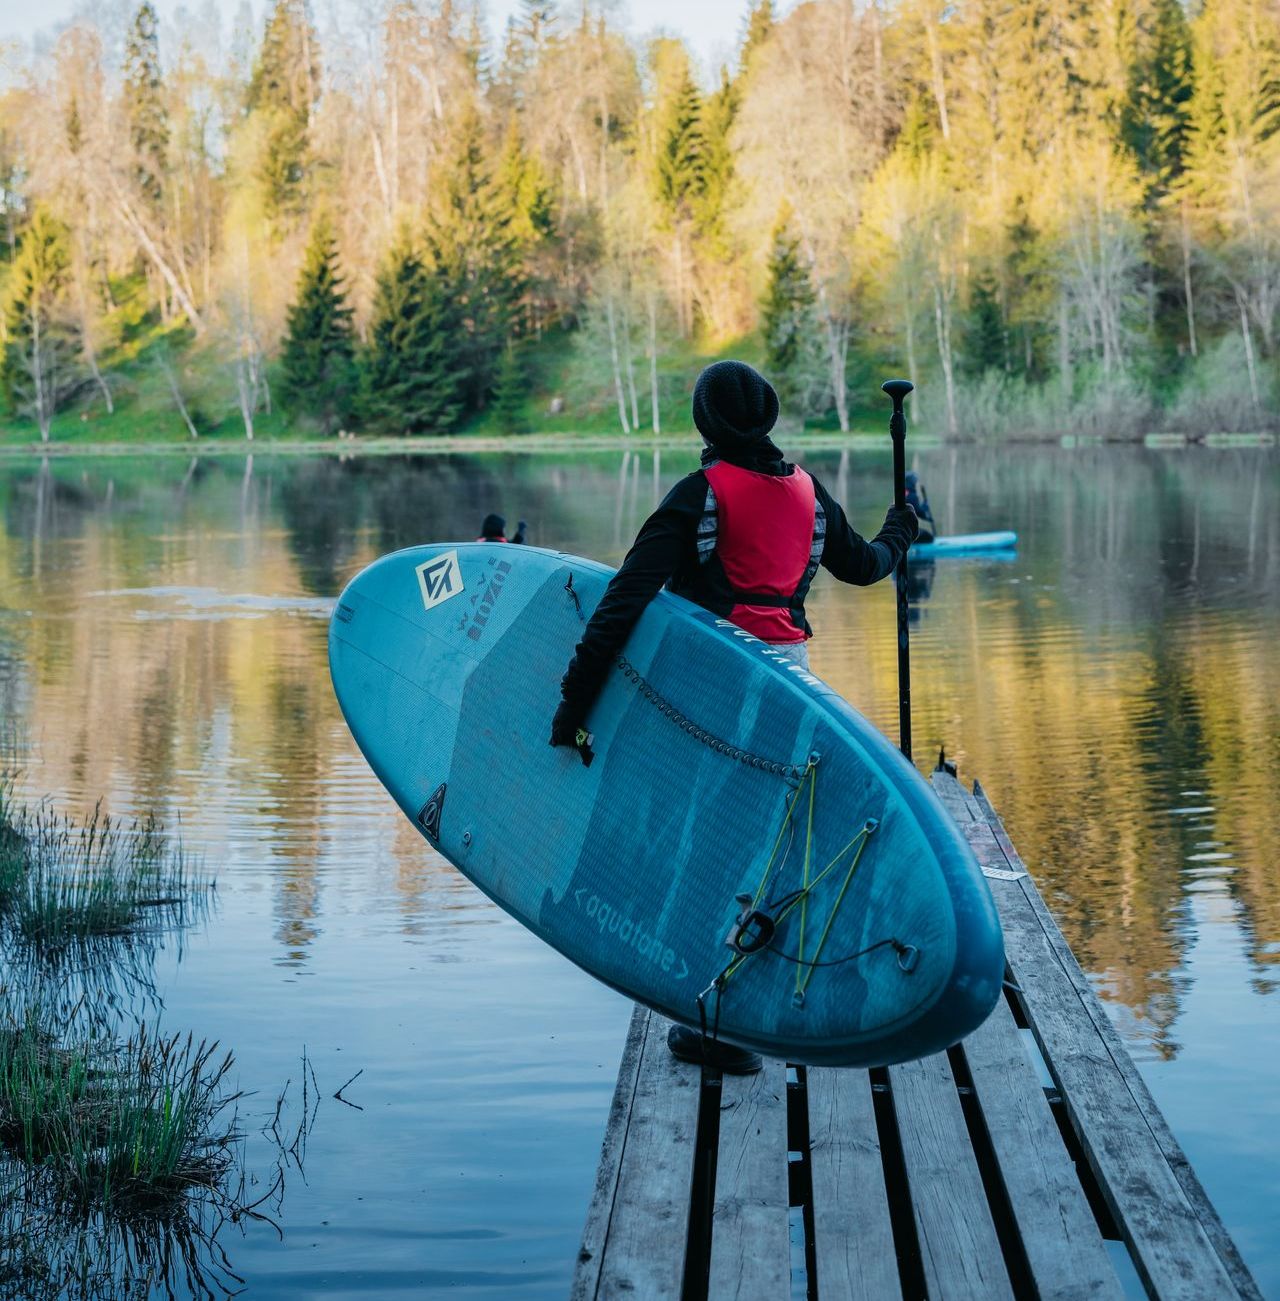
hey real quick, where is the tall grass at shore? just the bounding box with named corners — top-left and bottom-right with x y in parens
top-left (0, 1008), bottom-right (240, 1212)
top-left (0, 762), bottom-right (311, 1295)
top-left (11, 804), bottom-right (208, 948)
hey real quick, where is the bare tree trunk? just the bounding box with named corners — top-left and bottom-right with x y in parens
top-left (158, 351), bottom-right (199, 438)
top-left (236, 350), bottom-right (256, 440)
top-left (370, 122), bottom-right (392, 219)
top-left (673, 234), bottom-right (689, 337)
top-left (820, 309), bottom-right (849, 432)
top-left (111, 187), bottom-right (205, 333)
top-left (647, 289), bottom-right (661, 433)
top-left (1181, 202), bottom-right (1197, 357)
top-left (933, 282), bottom-right (958, 436)
top-left (32, 308), bottom-right (50, 441)
top-left (621, 295), bottom-right (640, 430)
top-left (1058, 296), bottom-right (1073, 398)
top-left (925, 15), bottom-right (951, 142)
top-left (1238, 291), bottom-right (1261, 418)
top-left (604, 291), bottom-right (630, 434)
top-left (74, 260), bottom-right (113, 413)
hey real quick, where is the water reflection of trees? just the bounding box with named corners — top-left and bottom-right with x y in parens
top-left (0, 446), bottom-right (1274, 1054)
top-left (810, 445), bottom-right (1278, 1053)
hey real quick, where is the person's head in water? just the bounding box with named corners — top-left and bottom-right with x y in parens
top-left (479, 513), bottom-right (506, 540)
top-left (691, 361), bottom-right (781, 468)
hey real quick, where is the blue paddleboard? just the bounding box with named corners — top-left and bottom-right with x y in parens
top-left (911, 530), bottom-right (1018, 558)
top-left (329, 543), bottom-right (1004, 1067)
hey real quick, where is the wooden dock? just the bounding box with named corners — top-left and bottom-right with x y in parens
top-left (572, 766), bottom-right (1260, 1300)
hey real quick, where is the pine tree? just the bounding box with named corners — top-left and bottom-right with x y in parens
top-left (1123, 0), bottom-right (1195, 197)
top-left (360, 234), bottom-right (462, 434)
top-left (2, 209), bottom-right (77, 440)
top-left (761, 211), bottom-right (818, 407)
top-left (740, 1), bottom-right (775, 74)
top-left (491, 343), bottom-right (530, 434)
top-left (695, 70), bottom-right (736, 251)
top-left (1005, 198), bottom-right (1053, 381)
top-left (429, 111), bottom-right (525, 411)
top-left (963, 274), bottom-right (1006, 375)
top-left (248, 0), bottom-right (319, 222)
top-left (124, 2), bottom-right (169, 205)
top-left (495, 118), bottom-right (557, 332)
top-left (654, 68), bottom-right (705, 224)
top-left (496, 119), bottom-right (555, 248)
top-left (281, 213), bottom-right (357, 433)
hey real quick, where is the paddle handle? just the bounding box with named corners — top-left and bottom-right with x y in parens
top-left (881, 379), bottom-right (914, 762)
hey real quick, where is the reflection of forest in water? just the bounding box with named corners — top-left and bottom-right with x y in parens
top-left (0, 444), bottom-right (1275, 1058)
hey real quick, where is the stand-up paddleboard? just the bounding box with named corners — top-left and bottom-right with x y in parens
top-left (329, 543), bottom-right (1004, 1067)
top-left (911, 530), bottom-right (1018, 558)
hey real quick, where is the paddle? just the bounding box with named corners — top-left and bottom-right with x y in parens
top-left (881, 378), bottom-right (915, 761)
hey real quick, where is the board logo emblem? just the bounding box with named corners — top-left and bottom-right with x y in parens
top-left (418, 782), bottom-right (447, 842)
top-left (416, 551), bottom-right (463, 611)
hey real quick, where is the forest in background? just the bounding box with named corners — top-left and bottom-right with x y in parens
top-left (0, 0), bottom-right (1278, 444)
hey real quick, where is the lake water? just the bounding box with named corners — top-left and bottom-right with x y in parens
top-left (0, 442), bottom-right (1276, 1297)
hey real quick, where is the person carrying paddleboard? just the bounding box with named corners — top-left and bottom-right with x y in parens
top-left (476, 513), bottom-right (526, 544)
top-left (549, 359), bottom-right (918, 1071)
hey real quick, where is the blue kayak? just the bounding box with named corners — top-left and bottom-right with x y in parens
top-left (329, 543), bottom-right (1004, 1067)
top-left (912, 530), bottom-right (1018, 558)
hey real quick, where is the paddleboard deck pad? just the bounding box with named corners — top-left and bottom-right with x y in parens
top-left (329, 543), bottom-right (1004, 1067)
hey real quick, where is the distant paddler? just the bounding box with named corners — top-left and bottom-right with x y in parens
top-left (476, 513), bottom-right (527, 544)
top-left (548, 359), bottom-right (918, 1074)
top-left (904, 471), bottom-right (936, 544)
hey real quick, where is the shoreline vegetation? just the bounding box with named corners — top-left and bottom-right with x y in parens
top-left (0, 763), bottom-right (312, 1298)
top-left (0, 427), bottom-right (1273, 460)
top-left (2, 0), bottom-right (1278, 453)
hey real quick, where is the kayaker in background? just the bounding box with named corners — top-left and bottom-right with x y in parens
top-left (904, 471), bottom-right (935, 544)
top-left (548, 359), bottom-right (917, 1073)
top-left (477, 514), bottom-right (526, 544)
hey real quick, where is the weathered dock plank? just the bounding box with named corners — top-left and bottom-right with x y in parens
top-left (574, 772), bottom-right (1260, 1301)
top-left (961, 995), bottom-right (1123, 1300)
top-left (890, 1049), bottom-right (1016, 1299)
top-left (936, 771), bottom-right (1260, 1301)
top-left (806, 1068), bottom-right (899, 1301)
top-left (572, 1003), bottom-right (648, 1301)
top-left (971, 779), bottom-right (1262, 1301)
top-left (706, 1057), bottom-right (790, 1300)
top-left (575, 1009), bottom-right (702, 1300)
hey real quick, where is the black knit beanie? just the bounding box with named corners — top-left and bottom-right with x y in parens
top-left (691, 361), bottom-right (779, 451)
top-left (480, 513), bottom-right (506, 538)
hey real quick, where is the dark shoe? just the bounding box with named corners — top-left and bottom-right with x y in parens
top-left (667, 1024), bottom-right (762, 1075)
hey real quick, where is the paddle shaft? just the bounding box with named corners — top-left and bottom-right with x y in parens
top-left (881, 379), bottom-right (914, 761)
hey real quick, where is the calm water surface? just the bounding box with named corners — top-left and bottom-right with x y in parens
top-left (0, 443), bottom-right (1276, 1296)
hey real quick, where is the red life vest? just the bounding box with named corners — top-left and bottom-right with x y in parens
top-left (476, 535), bottom-right (509, 542)
top-left (701, 461), bottom-right (821, 643)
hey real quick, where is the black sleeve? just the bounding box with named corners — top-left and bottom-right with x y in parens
top-left (813, 476), bottom-right (917, 585)
top-left (560, 472), bottom-right (707, 712)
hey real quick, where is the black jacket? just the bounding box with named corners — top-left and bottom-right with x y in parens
top-left (559, 459), bottom-right (917, 715)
